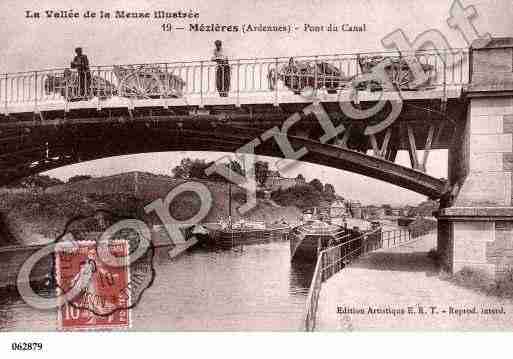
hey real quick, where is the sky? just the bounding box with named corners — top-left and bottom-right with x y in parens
top-left (1, 0), bottom-right (511, 205)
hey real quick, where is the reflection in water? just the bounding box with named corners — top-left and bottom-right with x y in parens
top-left (0, 241), bottom-right (313, 331)
top-left (289, 261), bottom-right (315, 294)
top-left (0, 288), bottom-right (57, 331)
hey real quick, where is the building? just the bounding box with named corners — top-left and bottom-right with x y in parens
top-left (362, 205), bottom-right (386, 220)
top-left (374, 207), bottom-right (386, 219)
top-left (390, 208), bottom-right (401, 216)
top-left (330, 199), bottom-right (348, 217)
top-left (264, 171), bottom-right (305, 191)
top-left (349, 201), bottom-right (362, 219)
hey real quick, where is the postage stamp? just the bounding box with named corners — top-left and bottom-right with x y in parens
top-left (52, 211), bottom-right (156, 330)
top-left (55, 240), bottom-right (131, 330)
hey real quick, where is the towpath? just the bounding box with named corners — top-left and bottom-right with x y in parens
top-left (317, 233), bottom-right (513, 330)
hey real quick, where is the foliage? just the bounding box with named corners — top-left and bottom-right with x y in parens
top-left (406, 200), bottom-right (439, 217)
top-left (189, 159), bottom-right (211, 179)
top-left (382, 204), bottom-right (392, 215)
top-left (408, 217), bottom-right (437, 235)
top-left (0, 172), bottom-right (305, 246)
top-left (323, 183), bottom-right (336, 202)
top-left (254, 161), bottom-right (270, 187)
top-left (271, 184), bottom-right (322, 209)
top-left (172, 158), bottom-right (195, 179)
top-left (414, 200), bottom-right (439, 217)
top-left (172, 157), bottom-right (245, 182)
top-left (442, 266), bottom-right (513, 299)
top-left (9, 174), bottom-right (64, 189)
top-left (270, 175), bottom-right (339, 208)
top-left (228, 160), bottom-right (245, 178)
top-left (309, 178), bottom-right (324, 193)
top-left (68, 175), bottom-right (93, 183)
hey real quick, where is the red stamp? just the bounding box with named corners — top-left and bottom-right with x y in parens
top-left (55, 240), bottom-right (131, 330)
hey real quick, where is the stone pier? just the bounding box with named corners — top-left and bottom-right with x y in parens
top-left (437, 38), bottom-right (513, 277)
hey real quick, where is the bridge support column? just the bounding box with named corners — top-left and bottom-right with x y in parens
top-left (437, 38), bottom-right (513, 277)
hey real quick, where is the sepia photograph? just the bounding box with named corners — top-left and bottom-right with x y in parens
top-left (0, 0), bottom-right (513, 356)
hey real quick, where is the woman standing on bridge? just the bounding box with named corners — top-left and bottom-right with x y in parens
top-left (211, 40), bottom-right (231, 97)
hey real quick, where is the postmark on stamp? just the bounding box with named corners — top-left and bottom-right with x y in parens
top-left (54, 210), bottom-right (156, 330)
top-left (56, 240), bottom-right (131, 329)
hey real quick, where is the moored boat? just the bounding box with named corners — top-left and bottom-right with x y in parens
top-left (397, 216), bottom-right (415, 226)
top-left (211, 220), bottom-right (291, 249)
top-left (290, 220), bottom-right (356, 263)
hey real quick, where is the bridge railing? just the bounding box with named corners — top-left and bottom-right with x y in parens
top-left (303, 226), bottom-right (431, 331)
top-left (1, 48), bottom-right (469, 113)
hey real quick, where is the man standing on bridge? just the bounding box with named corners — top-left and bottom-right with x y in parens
top-left (71, 47), bottom-right (91, 99)
top-left (211, 40), bottom-right (231, 97)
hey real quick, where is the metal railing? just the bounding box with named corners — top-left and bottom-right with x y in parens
top-left (303, 226), bottom-right (432, 331)
top-left (0, 48), bottom-right (469, 113)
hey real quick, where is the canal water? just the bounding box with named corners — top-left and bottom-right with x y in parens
top-left (0, 240), bottom-right (314, 331)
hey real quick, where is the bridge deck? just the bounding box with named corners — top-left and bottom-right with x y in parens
top-left (1, 49), bottom-right (469, 115)
top-left (2, 87), bottom-right (464, 115)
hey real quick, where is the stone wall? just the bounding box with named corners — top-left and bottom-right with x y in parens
top-left (439, 219), bottom-right (513, 276)
top-left (454, 97), bottom-right (513, 207)
top-left (438, 39), bottom-right (513, 277)
top-left (487, 221), bottom-right (513, 276)
top-left (439, 97), bottom-right (513, 277)
top-left (265, 175), bottom-right (300, 191)
top-left (452, 221), bottom-right (495, 274)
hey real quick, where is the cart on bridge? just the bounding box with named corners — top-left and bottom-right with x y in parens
top-left (44, 69), bottom-right (117, 101)
top-left (112, 65), bottom-right (186, 99)
top-left (267, 54), bottom-right (435, 95)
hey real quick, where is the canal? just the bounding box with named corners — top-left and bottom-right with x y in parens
top-left (0, 240), bottom-right (315, 331)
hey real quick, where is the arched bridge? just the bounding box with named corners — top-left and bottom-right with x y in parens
top-left (0, 48), bottom-right (470, 197)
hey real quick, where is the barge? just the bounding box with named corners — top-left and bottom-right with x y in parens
top-left (397, 216), bottom-right (416, 227)
top-left (289, 220), bottom-right (356, 263)
top-left (207, 220), bottom-right (292, 249)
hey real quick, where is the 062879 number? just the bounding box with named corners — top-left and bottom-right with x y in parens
top-left (11, 342), bottom-right (43, 351)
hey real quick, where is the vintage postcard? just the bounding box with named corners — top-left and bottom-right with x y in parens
top-left (0, 0), bottom-right (513, 355)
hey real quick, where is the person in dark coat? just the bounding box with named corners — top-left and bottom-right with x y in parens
top-left (71, 47), bottom-right (91, 99)
top-left (211, 40), bottom-right (231, 97)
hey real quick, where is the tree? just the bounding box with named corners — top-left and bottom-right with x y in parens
top-left (309, 178), bottom-right (324, 194)
top-left (271, 184), bottom-right (322, 209)
top-left (254, 161), bottom-right (270, 187)
top-left (68, 175), bottom-right (92, 183)
top-left (172, 158), bottom-right (194, 179)
top-left (172, 158), bottom-right (217, 180)
top-left (413, 200), bottom-right (439, 217)
top-left (171, 157), bottom-right (247, 182)
top-left (323, 183), bottom-right (336, 202)
top-left (296, 173), bottom-right (306, 183)
top-left (189, 159), bottom-right (210, 179)
top-left (228, 160), bottom-right (245, 177)
top-left (323, 183), bottom-right (335, 195)
top-left (12, 174), bottom-right (64, 189)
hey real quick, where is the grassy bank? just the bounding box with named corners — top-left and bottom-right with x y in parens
top-left (441, 267), bottom-right (513, 300)
top-left (0, 172), bottom-right (302, 246)
top-left (407, 217), bottom-right (437, 236)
